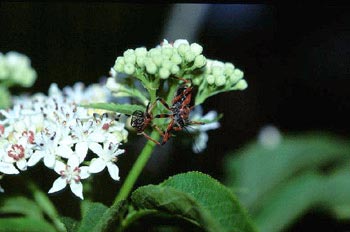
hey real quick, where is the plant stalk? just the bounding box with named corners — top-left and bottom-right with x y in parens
top-left (113, 130), bottom-right (160, 204)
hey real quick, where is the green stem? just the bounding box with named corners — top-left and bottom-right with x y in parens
top-left (113, 130), bottom-right (160, 204)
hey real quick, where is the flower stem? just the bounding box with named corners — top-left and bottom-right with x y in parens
top-left (113, 130), bottom-right (160, 204)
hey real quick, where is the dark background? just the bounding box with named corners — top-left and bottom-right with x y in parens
top-left (0, 3), bottom-right (349, 231)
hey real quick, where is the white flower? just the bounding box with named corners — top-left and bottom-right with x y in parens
top-left (187, 106), bottom-right (220, 153)
top-left (0, 148), bottom-right (20, 174)
top-left (48, 155), bottom-right (89, 199)
top-left (3, 138), bottom-right (32, 171)
top-left (27, 129), bottom-right (73, 169)
top-left (89, 142), bottom-right (124, 181)
top-left (70, 119), bottom-right (106, 162)
top-left (0, 184), bottom-right (4, 193)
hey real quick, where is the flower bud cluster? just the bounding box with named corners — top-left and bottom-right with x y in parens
top-left (113, 39), bottom-right (206, 80)
top-left (0, 52), bottom-right (37, 88)
top-left (0, 82), bottom-right (128, 199)
top-left (204, 59), bottom-right (247, 89)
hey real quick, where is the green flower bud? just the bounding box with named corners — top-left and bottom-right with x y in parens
top-left (113, 57), bottom-right (124, 72)
top-left (123, 49), bottom-right (135, 57)
top-left (125, 53), bottom-right (136, 64)
top-left (235, 79), bottom-right (248, 90)
top-left (171, 53), bottom-right (182, 65)
top-left (215, 75), bottom-right (226, 87)
top-left (161, 47), bottom-right (173, 57)
top-left (185, 51), bottom-right (195, 63)
top-left (135, 47), bottom-right (147, 57)
top-left (190, 43), bottom-right (203, 56)
top-left (149, 48), bottom-right (162, 58)
top-left (136, 56), bottom-right (145, 67)
top-left (225, 62), bottom-right (235, 70)
top-left (152, 55), bottom-right (163, 67)
top-left (162, 60), bottom-right (173, 70)
top-left (206, 74), bottom-right (215, 85)
top-left (124, 63), bottom-right (135, 75)
top-left (115, 56), bottom-right (125, 65)
top-left (145, 61), bottom-right (157, 74)
top-left (15, 69), bottom-right (37, 87)
top-left (194, 55), bottom-right (206, 68)
top-left (159, 67), bottom-right (170, 79)
top-left (224, 62), bottom-right (235, 76)
top-left (229, 73), bottom-right (240, 83)
top-left (178, 43), bottom-right (190, 56)
top-left (212, 66), bottom-right (224, 76)
top-left (170, 65), bottom-right (180, 75)
top-left (234, 69), bottom-right (244, 79)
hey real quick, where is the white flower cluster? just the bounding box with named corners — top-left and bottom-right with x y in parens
top-left (204, 59), bottom-right (247, 89)
top-left (0, 51), bottom-right (37, 88)
top-left (0, 83), bottom-right (128, 199)
top-left (113, 39), bottom-right (206, 79)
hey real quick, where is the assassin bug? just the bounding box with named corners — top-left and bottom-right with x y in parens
top-left (155, 77), bottom-right (205, 145)
top-left (130, 101), bottom-right (164, 145)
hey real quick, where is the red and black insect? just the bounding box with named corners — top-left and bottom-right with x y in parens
top-left (130, 101), bottom-right (163, 145)
top-left (155, 78), bottom-right (204, 145)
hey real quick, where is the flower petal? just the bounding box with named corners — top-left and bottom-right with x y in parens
top-left (0, 162), bottom-right (19, 174)
top-left (48, 177), bottom-right (67, 194)
top-left (89, 131), bottom-right (106, 143)
top-left (67, 155), bottom-right (80, 168)
top-left (57, 145), bottom-right (73, 159)
top-left (27, 151), bottom-right (44, 167)
top-left (106, 162), bottom-right (120, 181)
top-left (79, 166), bottom-right (90, 179)
top-left (16, 159), bottom-right (27, 171)
top-left (43, 154), bottom-right (56, 169)
top-left (88, 158), bottom-right (106, 174)
top-left (75, 142), bottom-right (88, 161)
top-left (88, 142), bottom-right (103, 157)
top-left (70, 181), bottom-right (83, 200)
top-left (53, 160), bottom-right (66, 174)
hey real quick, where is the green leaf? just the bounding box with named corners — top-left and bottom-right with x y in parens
top-left (61, 216), bottom-right (80, 232)
top-left (90, 200), bottom-right (128, 232)
top-left (29, 182), bottom-right (66, 232)
top-left (254, 168), bottom-right (350, 232)
top-left (0, 218), bottom-right (57, 232)
top-left (81, 102), bottom-right (146, 115)
top-left (77, 201), bottom-right (108, 232)
top-left (0, 197), bottom-right (43, 220)
top-left (224, 132), bottom-right (350, 212)
top-left (131, 171), bottom-right (257, 232)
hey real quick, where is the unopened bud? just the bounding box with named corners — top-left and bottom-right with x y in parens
top-left (236, 79), bottom-right (248, 90)
top-left (194, 55), bottom-right (206, 68)
top-left (170, 65), bottom-right (180, 75)
top-left (171, 53), bottom-right (182, 65)
top-left (212, 66), bottom-right (224, 76)
top-left (178, 44), bottom-right (190, 56)
top-left (135, 47), bottom-right (147, 57)
top-left (185, 51), bottom-right (195, 63)
top-left (206, 74), bottom-right (215, 85)
top-left (190, 43), bottom-right (203, 56)
top-left (124, 63), bottom-right (135, 75)
top-left (145, 61), bottom-right (157, 74)
top-left (215, 75), bottom-right (226, 87)
top-left (159, 67), bottom-right (170, 79)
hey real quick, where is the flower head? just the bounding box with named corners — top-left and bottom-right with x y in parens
top-left (0, 82), bottom-right (129, 198)
top-left (48, 155), bottom-right (90, 199)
